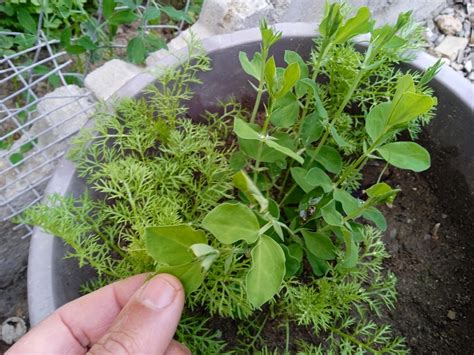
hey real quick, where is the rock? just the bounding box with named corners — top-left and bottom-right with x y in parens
top-left (435, 34), bottom-right (446, 46)
top-left (435, 35), bottom-right (469, 60)
top-left (1, 317), bottom-right (27, 345)
top-left (436, 15), bottom-right (463, 35)
top-left (468, 71), bottom-right (474, 80)
top-left (440, 7), bottom-right (455, 15)
top-left (465, 56), bottom-right (473, 72)
top-left (447, 310), bottom-right (457, 320)
top-left (85, 59), bottom-right (144, 101)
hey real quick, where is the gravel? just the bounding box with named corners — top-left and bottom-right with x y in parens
top-left (424, 0), bottom-right (474, 82)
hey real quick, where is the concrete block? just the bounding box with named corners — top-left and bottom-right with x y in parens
top-left (85, 59), bottom-right (144, 101)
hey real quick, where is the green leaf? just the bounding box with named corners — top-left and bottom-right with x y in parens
top-left (240, 132), bottom-right (293, 163)
top-left (161, 5), bottom-right (192, 23)
top-left (333, 189), bottom-right (360, 215)
top-left (265, 139), bottom-right (304, 164)
top-left (281, 243), bottom-right (302, 277)
top-left (334, 7), bottom-right (372, 44)
top-left (60, 28), bottom-right (72, 47)
top-left (299, 78), bottom-right (328, 120)
top-left (144, 225), bottom-right (207, 265)
top-left (190, 243), bottom-right (219, 271)
top-left (108, 10), bottom-right (137, 25)
top-left (330, 125), bottom-right (351, 148)
top-left (319, 2), bottom-right (343, 38)
top-left (264, 56), bottom-right (277, 93)
top-left (102, 0), bottom-right (116, 19)
top-left (246, 235), bottom-right (286, 308)
top-left (127, 36), bottom-right (146, 64)
top-left (202, 203), bottom-right (260, 244)
top-left (143, 33), bottom-right (167, 50)
top-left (308, 145), bottom-right (342, 174)
top-left (276, 62), bottom-right (300, 98)
top-left (230, 151), bottom-right (247, 172)
top-left (365, 102), bottom-right (391, 142)
top-left (291, 167), bottom-right (313, 193)
top-left (302, 230), bottom-right (336, 260)
top-left (388, 92), bottom-right (435, 128)
top-left (284, 50), bottom-right (308, 78)
top-left (9, 152), bottom-right (24, 165)
top-left (362, 206), bottom-right (387, 231)
top-left (157, 262), bottom-right (203, 294)
top-left (19, 141), bottom-right (34, 154)
top-left (321, 200), bottom-right (343, 226)
top-left (306, 251), bottom-right (329, 276)
top-left (305, 167), bottom-right (333, 193)
top-left (339, 228), bottom-right (358, 269)
top-left (234, 118), bottom-right (261, 140)
top-left (239, 51), bottom-right (262, 80)
top-left (17, 8), bottom-right (37, 34)
top-left (271, 100), bottom-right (299, 128)
top-left (300, 112), bottom-right (323, 146)
top-left (76, 36), bottom-right (97, 51)
top-left (66, 45), bottom-right (87, 55)
top-left (377, 142), bottom-right (430, 172)
top-left (143, 6), bottom-right (161, 21)
top-left (232, 170), bottom-right (268, 212)
top-left (365, 182), bottom-right (398, 204)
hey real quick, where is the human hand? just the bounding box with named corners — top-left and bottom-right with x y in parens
top-left (8, 273), bottom-right (188, 355)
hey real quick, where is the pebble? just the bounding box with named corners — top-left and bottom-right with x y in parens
top-left (1, 317), bottom-right (27, 345)
top-left (435, 35), bottom-right (469, 61)
top-left (447, 310), bottom-right (457, 320)
top-left (465, 58), bottom-right (473, 72)
top-left (436, 15), bottom-right (463, 35)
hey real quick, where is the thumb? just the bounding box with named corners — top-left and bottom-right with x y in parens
top-left (88, 274), bottom-right (185, 355)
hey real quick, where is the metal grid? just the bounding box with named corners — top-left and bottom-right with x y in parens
top-left (0, 1), bottom-right (191, 238)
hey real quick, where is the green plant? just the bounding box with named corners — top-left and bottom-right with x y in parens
top-left (24, 2), bottom-right (442, 352)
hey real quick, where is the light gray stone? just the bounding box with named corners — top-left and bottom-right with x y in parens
top-left (85, 59), bottom-right (144, 101)
top-left (1, 317), bottom-right (27, 345)
top-left (435, 35), bottom-right (469, 60)
top-left (436, 14), bottom-right (463, 35)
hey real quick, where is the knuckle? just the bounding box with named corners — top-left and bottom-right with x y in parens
top-left (87, 330), bottom-right (140, 355)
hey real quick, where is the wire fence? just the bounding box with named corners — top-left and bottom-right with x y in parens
top-left (0, 1), bottom-right (191, 238)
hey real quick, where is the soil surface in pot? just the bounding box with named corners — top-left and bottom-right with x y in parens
top-left (208, 163), bottom-right (474, 353)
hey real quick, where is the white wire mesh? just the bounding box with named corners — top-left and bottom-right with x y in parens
top-left (0, 1), bottom-right (191, 238)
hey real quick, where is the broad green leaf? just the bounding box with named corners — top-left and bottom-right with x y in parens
top-left (66, 45), bottom-right (87, 55)
top-left (143, 6), bottom-right (161, 21)
top-left (230, 151), bottom-right (247, 172)
top-left (271, 99), bottom-right (299, 128)
top-left (190, 244), bottom-right (219, 271)
top-left (308, 145), bottom-right (342, 174)
top-left (307, 251), bottom-right (329, 276)
top-left (102, 0), bottom-right (116, 19)
top-left (239, 51), bottom-right (261, 80)
top-left (365, 182), bottom-right (397, 204)
top-left (284, 50), bottom-right (308, 78)
top-left (281, 244), bottom-right (302, 277)
top-left (362, 206), bottom-right (387, 231)
top-left (234, 118), bottom-right (261, 140)
top-left (388, 92), bottom-right (435, 127)
top-left (334, 7), bottom-right (372, 44)
top-left (302, 230), bottom-right (336, 260)
top-left (233, 170), bottom-right (268, 212)
top-left (365, 102), bottom-right (391, 142)
top-left (305, 167), bottom-right (333, 193)
top-left (108, 10), bottom-right (137, 25)
top-left (202, 203), bottom-right (260, 244)
top-left (19, 142), bottom-right (34, 154)
top-left (76, 36), bottom-right (97, 51)
top-left (299, 78), bottom-right (328, 120)
top-left (291, 167), bottom-right (313, 193)
top-left (339, 228), bottom-right (358, 269)
top-left (17, 8), bottom-right (37, 33)
top-left (157, 262), bottom-right (203, 294)
top-left (144, 225), bottom-right (207, 265)
top-left (333, 189), bottom-right (360, 215)
top-left (246, 235), bottom-right (286, 308)
top-left (321, 200), bottom-right (343, 226)
top-left (265, 139), bottom-right (304, 164)
top-left (143, 33), bottom-right (167, 50)
top-left (60, 28), bottom-right (72, 47)
top-left (127, 36), bottom-right (146, 64)
top-left (239, 132), bottom-right (294, 163)
top-left (319, 2), bottom-right (343, 38)
top-left (300, 112), bottom-right (324, 146)
top-left (264, 56), bottom-right (277, 93)
top-left (161, 5), bottom-right (192, 22)
top-left (9, 152), bottom-right (23, 165)
top-left (377, 142), bottom-right (430, 172)
top-left (276, 62), bottom-right (300, 98)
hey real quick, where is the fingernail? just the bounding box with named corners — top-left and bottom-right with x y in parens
top-left (139, 276), bottom-right (178, 310)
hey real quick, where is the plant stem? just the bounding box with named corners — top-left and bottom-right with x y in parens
top-left (253, 105), bottom-right (273, 183)
top-left (329, 327), bottom-right (379, 354)
top-left (250, 48), bottom-right (268, 124)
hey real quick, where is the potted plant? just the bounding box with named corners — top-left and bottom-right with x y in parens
top-left (25, 3), bottom-right (474, 353)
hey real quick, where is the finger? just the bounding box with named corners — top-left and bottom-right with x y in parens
top-left (164, 340), bottom-right (191, 355)
top-left (8, 273), bottom-right (149, 354)
top-left (87, 274), bottom-right (184, 355)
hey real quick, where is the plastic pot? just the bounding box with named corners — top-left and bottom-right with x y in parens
top-left (27, 23), bottom-right (474, 326)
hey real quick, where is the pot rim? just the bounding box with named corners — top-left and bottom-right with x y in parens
top-left (27, 22), bottom-right (474, 326)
